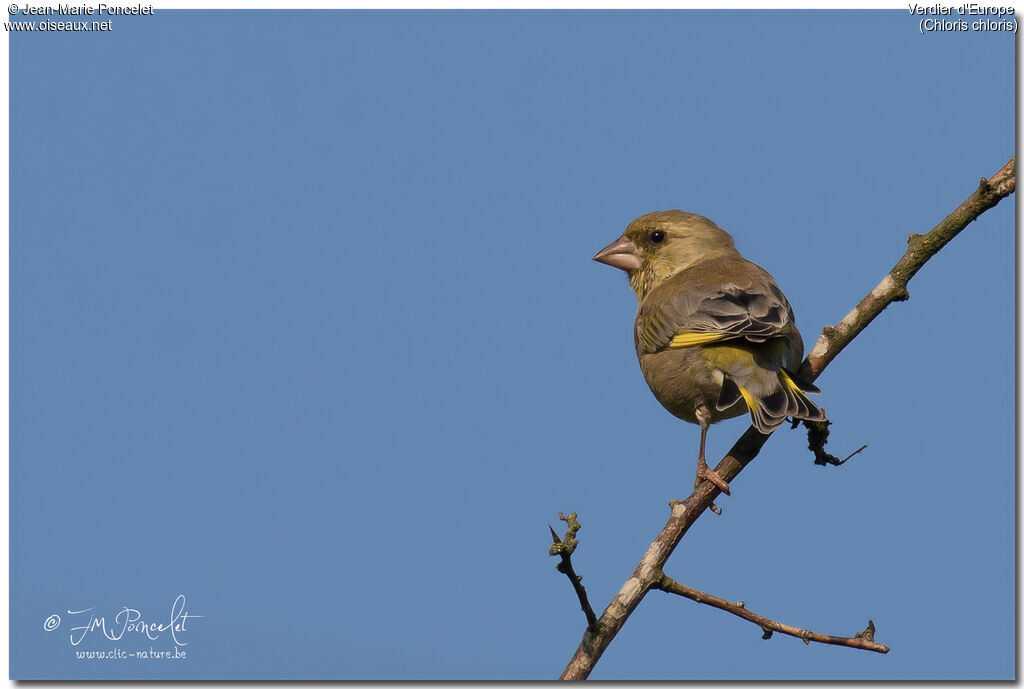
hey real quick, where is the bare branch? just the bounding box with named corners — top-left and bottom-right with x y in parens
top-left (654, 574), bottom-right (890, 654)
top-left (559, 157), bottom-right (1015, 680)
top-left (549, 512), bottom-right (598, 630)
top-left (800, 156), bottom-right (1016, 381)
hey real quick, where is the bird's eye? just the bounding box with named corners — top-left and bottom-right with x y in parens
top-left (649, 230), bottom-right (666, 244)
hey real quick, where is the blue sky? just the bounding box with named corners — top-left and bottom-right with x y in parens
top-left (9, 9), bottom-right (1014, 680)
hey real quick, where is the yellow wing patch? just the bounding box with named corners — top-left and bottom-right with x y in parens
top-left (668, 331), bottom-right (731, 348)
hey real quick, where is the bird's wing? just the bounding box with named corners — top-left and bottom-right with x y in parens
top-left (636, 265), bottom-right (795, 354)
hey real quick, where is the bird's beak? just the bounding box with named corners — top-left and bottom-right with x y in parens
top-left (593, 236), bottom-right (642, 272)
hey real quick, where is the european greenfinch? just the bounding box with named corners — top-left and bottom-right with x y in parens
top-left (594, 210), bottom-right (825, 496)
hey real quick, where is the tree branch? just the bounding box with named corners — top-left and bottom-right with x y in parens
top-left (800, 157), bottom-right (1017, 381)
top-left (654, 574), bottom-right (890, 654)
top-left (550, 512), bottom-right (598, 630)
top-left (559, 156), bottom-right (1015, 680)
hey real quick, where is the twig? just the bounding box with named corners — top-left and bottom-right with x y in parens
top-left (549, 512), bottom-right (598, 630)
top-left (836, 444), bottom-right (869, 466)
top-left (654, 574), bottom-right (889, 654)
top-left (559, 157), bottom-right (1015, 680)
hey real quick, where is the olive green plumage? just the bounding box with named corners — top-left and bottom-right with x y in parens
top-left (594, 210), bottom-right (825, 493)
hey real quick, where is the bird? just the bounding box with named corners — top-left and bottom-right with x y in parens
top-left (593, 210), bottom-right (826, 497)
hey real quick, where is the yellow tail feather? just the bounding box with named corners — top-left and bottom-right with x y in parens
top-left (733, 370), bottom-right (826, 434)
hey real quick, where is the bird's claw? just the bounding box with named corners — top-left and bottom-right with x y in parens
top-left (696, 462), bottom-right (731, 495)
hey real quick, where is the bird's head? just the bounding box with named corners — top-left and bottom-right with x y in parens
top-left (593, 210), bottom-right (738, 302)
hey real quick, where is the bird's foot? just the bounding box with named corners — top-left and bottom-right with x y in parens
top-left (694, 457), bottom-right (731, 495)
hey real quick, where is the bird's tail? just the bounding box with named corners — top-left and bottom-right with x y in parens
top-left (717, 368), bottom-right (826, 434)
